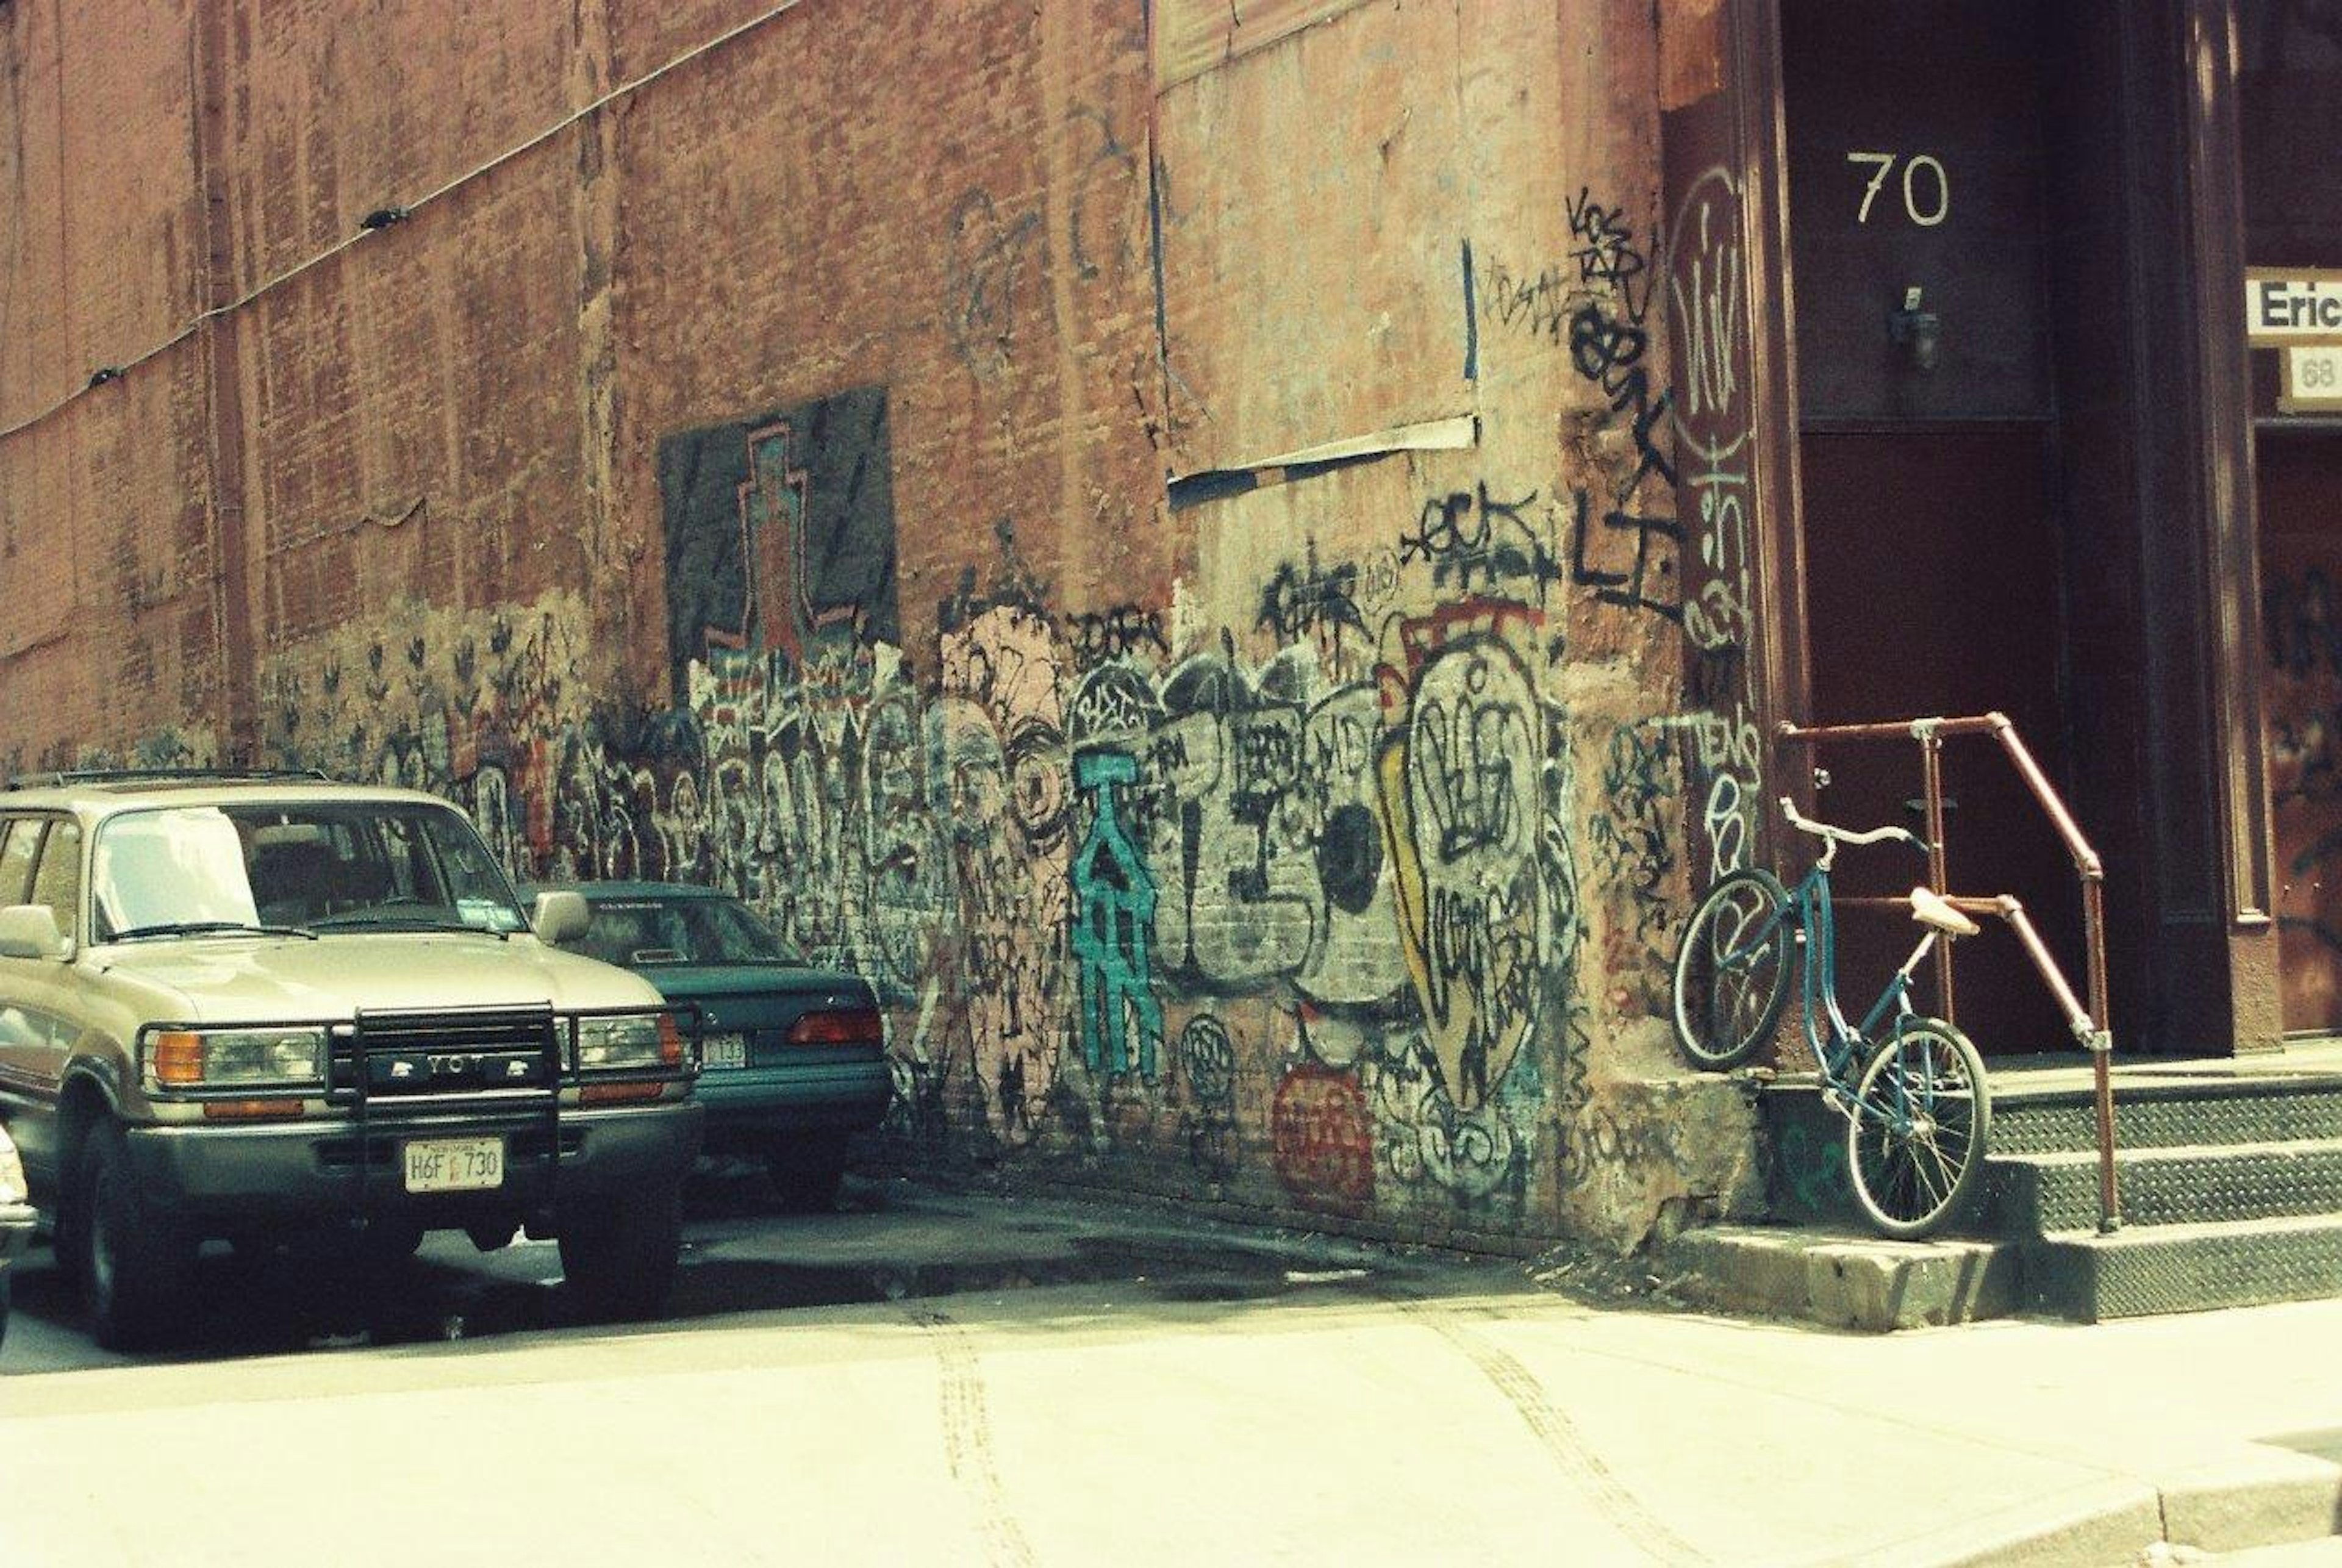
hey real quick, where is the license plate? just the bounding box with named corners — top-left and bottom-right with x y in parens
top-left (703, 1033), bottom-right (748, 1070)
top-left (403, 1136), bottom-right (504, 1193)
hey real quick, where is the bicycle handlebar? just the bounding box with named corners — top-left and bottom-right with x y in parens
top-left (1777, 795), bottom-right (1929, 854)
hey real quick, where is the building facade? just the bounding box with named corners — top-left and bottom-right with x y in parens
top-left (0, 0), bottom-right (2330, 1254)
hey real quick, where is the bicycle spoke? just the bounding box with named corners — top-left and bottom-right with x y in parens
top-left (1883, 1144), bottom-right (1921, 1215)
top-left (1845, 1021), bottom-right (1992, 1238)
top-left (1673, 870), bottom-right (1792, 1072)
top-left (1910, 1137), bottom-right (1951, 1208)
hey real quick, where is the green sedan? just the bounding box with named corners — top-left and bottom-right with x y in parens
top-left (526, 881), bottom-right (889, 1209)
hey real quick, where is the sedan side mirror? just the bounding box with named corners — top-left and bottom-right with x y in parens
top-left (0, 905), bottom-right (68, 961)
top-left (532, 890), bottom-right (589, 947)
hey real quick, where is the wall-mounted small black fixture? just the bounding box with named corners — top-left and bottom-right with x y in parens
top-left (1888, 285), bottom-right (1941, 373)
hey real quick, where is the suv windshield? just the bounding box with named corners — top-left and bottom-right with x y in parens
top-left (576, 895), bottom-right (798, 967)
top-left (91, 801), bottom-right (529, 940)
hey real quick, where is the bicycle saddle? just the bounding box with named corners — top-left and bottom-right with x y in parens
top-left (1907, 885), bottom-right (1981, 937)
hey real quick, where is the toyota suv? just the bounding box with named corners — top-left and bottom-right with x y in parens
top-left (0, 770), bottom-right (703, 1350)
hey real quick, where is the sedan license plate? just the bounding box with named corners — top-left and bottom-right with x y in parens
top-left (703, 1033), bottom-right (749, 1070)
top-left (403, 1136), bottom-right (504, 1194)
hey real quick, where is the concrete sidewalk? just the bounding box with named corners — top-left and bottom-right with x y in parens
top-left (4, 1188), bottom-right (2341, 1566)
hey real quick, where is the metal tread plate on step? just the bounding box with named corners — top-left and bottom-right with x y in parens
top-left (1991, 1084), bottom-right (2342, 1155)
top-left (2027, 1211), bottom-right (2342, 1320)
top-left (1988, 1139), bottom-right (2342, 1233)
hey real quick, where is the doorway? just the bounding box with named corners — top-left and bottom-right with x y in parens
top-left (1781, 0), bottom-right (2085, 1054)
top-left (2244, 4), bottom-right (2342, 1037)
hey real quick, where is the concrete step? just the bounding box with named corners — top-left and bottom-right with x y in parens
top-left (1656, 1223), bottom-right (2019, 1331)
top-left (1986, 1140), bottom-right (2342, 1236)
top-left (1764, 1073), bottom-right (2342, 1222)
top-left (2024, 1212), bottom-right (2342, 1322)
top-left (1666, 1214), bottom-right (2342, 1330)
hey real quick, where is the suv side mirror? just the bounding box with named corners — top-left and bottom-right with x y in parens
top-left (0, 905), bottom-right (68, 961)
top-left (532, 890), bottom-right (589, 947)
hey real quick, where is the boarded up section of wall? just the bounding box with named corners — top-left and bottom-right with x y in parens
top-left (1153, 0), bottom-right (1474, 474)
top-left (1154, 0), bottom-right (1377, 88)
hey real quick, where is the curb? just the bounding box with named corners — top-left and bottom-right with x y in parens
top-left (1835, 1447), bottom-right (2342, 1567)
top-left (2155, 1446), bottom-right (2342, 1555)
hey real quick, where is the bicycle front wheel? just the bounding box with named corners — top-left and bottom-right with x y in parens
top-left (1845, 1018), bottom-right (1992, 1239)
top-left (1671, 868), bottom-right (1794, 1071)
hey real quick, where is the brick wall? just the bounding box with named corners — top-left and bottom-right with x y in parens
top-left (0, 0), bottom-right (1766, 1253)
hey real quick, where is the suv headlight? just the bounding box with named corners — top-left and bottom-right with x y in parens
top-left (575, 1012), bottom-right (682, 1072)
top-left (0, 1125), bottom-right (25, 1207)
top-left (146, 1026), bottom-right (327, 1092)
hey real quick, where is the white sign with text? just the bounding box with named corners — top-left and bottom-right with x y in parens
top-left (2247, 269), bottom-right (2342, 344)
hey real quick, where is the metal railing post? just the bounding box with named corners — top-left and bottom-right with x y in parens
top-left (1919, 723), bottom-right (1953, 1022)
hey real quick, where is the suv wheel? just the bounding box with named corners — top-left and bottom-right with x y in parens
top-left (79, 1122), bottom-right (196, 1351)
top-left (557, 1186), bottom-right (682, 1320)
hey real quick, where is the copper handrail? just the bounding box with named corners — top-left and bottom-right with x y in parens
top-left (1781, 713), bottom-right (2121, 1234)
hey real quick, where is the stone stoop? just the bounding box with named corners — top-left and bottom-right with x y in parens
top-left (1674, 1060), bottom-right (2342, 1328)
top-left (1656, 1224), bottom-right (2021, 1331)
top-left (1991, 1074), bottom-right (2342, 1322)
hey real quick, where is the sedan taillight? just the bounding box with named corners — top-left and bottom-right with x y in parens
top-left (786, 1009), bottom-right (883, 1046)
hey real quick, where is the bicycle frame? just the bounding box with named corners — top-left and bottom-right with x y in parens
top-left (1731, 856), bottom-right (1943, 1103)
top-left (1679, 798), bottom-right (1991, 1236)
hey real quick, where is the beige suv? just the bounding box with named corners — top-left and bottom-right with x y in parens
top-left (0, 770), bottom-right (703, 1350)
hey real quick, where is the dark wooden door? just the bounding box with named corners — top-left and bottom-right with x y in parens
top-left (1800, 429), bottom-right (2082, 1053)
top-left (2260, 429), bottom-right (2342, 1034)
top-left (1783, 0), bottom-right (2085, 1054)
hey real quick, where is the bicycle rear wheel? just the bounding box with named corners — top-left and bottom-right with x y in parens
top-left (1845, 1018), bottom-right (1991, 1239)
top-left (1671, 868), bottom-right (1794, 1071)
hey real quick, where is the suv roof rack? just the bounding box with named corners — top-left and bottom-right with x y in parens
top-left (1, 767), bottom-right (336, 790)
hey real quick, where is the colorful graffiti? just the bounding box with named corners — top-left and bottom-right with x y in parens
top-left (1071, 749), bottom-right (1162, 1081)
top-left (229, 336), bottom-right (1788, 1240)
top-left (1273, 1061), bottom-right (1375, 1214)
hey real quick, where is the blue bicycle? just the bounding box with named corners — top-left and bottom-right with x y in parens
top-left (1672, 795), bottom-right (1993, 1238)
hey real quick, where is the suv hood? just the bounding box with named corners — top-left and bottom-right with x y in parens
top-left (90, 934), bottom-right (661, 1023)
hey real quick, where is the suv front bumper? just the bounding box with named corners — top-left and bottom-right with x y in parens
top-left (121, 1102), bottom-right (703, 1229)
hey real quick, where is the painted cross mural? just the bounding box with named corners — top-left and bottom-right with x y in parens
top-left (658, 384), bottom-right (901, 699)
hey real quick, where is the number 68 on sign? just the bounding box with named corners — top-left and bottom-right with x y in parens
top-left (2283, 345), bottom-right (2342, 412)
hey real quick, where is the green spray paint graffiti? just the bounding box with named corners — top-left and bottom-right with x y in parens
top-left (1071, 748), bottom-right (1161, 1079)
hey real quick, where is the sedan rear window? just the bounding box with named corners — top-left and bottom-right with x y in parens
top-left (579, 896), bottom-right (797, 967)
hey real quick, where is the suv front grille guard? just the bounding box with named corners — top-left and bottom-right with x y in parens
top-left (137, 1003), bottom-right (700, 1223)
top-left (341, 1004), bottom-right (565, 1222)
top-left (335, 1003), bottom-right (702, 1220)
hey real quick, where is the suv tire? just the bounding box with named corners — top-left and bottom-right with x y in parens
top-left (557, 1185), bottom-right (682, 1320)
top-left (79, 1121), bottom-right (196, 1351)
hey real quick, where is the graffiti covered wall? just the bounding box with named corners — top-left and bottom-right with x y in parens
top-left (6, 0), bottom-right (1776, 1255)
top-left (253, 293), bottom-right (1762, 1254)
